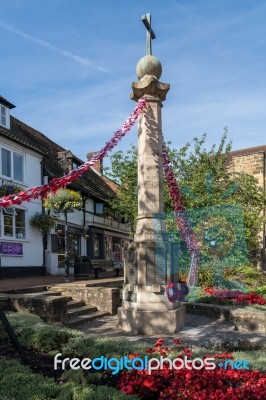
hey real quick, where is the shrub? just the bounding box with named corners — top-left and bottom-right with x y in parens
top-left (4, 313), bottom-right (83, 354)
top-left (3, 312), bottom-right (147, 358)
top-left (62, 335), bottom-right (148, 359)
top-left (0, 359), bottom-right (61, 400)
top-left (0, 360), bottom-right (140, 400)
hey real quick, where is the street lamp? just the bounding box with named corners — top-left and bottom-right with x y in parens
top-left (59, 154), bottom-right (71, 283)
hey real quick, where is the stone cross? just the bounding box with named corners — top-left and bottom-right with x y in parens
top-left (141, 13), bottom-right (156, 55)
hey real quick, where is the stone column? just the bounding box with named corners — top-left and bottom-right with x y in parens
top-left (118, 55), bottom-right (186, 334)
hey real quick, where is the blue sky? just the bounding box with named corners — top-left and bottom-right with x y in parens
top-left (1, 0), bottom-right (266, 166)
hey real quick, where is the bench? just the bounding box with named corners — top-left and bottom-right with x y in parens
top-left (90, 259), bottom-right (123, 279)
top-left (74, 257), bottom-right (123, 279)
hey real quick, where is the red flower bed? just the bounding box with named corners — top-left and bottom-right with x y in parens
top-left (203, 288), bottom-right (266, 305)
top-left (118, 339), bottom-right (266, 400)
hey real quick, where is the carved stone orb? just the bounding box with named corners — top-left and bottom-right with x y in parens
top-left (136, 55), bottom-right (162, 80)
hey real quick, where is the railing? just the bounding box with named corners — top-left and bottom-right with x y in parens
top-left (86, 214), bottom-right (131, 232)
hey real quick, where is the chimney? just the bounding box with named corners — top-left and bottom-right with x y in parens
top-left (87, 152), bottom-right (103, 174)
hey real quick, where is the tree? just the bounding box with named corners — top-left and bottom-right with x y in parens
top-left (105, 131), bottom-right (266, 261)
top-left (105, 145), bottom-right (138, 228)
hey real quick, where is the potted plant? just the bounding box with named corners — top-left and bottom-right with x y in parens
top-left (43, 188), bottom-right (83, 213)
top-left (0, 184), bottom-right (23, 197)
top-left (30, 213), bottom-right (56, 234)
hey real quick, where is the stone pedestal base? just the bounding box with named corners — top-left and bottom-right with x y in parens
top-left (118, 305), bottom-right (186, 334)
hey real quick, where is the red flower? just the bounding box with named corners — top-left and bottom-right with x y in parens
top-left (121, 385), bottom-right (134, 394)
top-left (161, 346), bottom-right (171, 353)
top-left (118, 343), bottom-right (266, 400)
top-left (154, 338), bottom-right (164, 347)
top-left (183, 348), bottom-right (192, 356)
top-left (173, 339), bottom-right (182, 345)
top-left (143, 378), bottom-right (155, 387)
top-left (146, 348), bottom-right (156, 354)
top-left (128, 353), bottom-right (139, 359)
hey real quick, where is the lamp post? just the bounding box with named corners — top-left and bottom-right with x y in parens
top-left (59, 155), bottom-right (71, 283)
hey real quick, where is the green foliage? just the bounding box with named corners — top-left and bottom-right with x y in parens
top-left (0, 359), bottom-right (61, 400)
top-left (5, 312), bottom-right (42, 330)
top-left (88, 386), bottom-right (140, 400)
top-left (0, 360), bottom-right (139, 400)
top-left (44, 188), bottom-right (83, 212)
top-left (198, 269), bottom-right (214, 287)
top-left (21, 323), bottom-right (75, 352)
top-left (1, 312), bottom-right (148, 359)
top-left (105, 131), bottom-right (266, 262)
top-left (104, 145), bottom-right (138, 227)
top-left (1, 313), bottom-right (83, 354)
top-left (62, 334), bottom-right (148, 359)
top-left (224, 265), bottom-right (266, 288)
top-left (0, 184), bottom-right (23, 197)
top-left (192, 347), bottom-right (266, 371)
top-left (253, 285), bottom-right (266, 295)
top-left (30, 212), bottom-right (56, 234)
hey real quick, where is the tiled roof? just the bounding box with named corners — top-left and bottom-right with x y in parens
top-left (0, 96), bottom-right (16, 109)
top-left (0, 116), bottom-right (115, 202)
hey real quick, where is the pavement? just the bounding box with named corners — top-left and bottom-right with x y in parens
top-left (75, 312), bottom-right (265, 351)
top-left (0, 274), bottom-right (264, 351)
top-left (0, 273), bottom-right (119, 291)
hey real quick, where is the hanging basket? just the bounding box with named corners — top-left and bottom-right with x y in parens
top-left (30, 213), bottom-right (56, 234)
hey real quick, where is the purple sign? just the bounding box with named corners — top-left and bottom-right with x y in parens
top-left (0, 242), bottom-right (23, 256)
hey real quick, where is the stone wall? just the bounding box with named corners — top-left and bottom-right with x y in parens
top-left (227, 151), bottom-right (265, 188)
top-left (50, 285), bottom-right (121, 315)
top-left (8, 295), bottom-right (68, 324)
top-left (185, 302), bottom-right (266, 333)
top-left (227, 148), bottom-right (266, 267)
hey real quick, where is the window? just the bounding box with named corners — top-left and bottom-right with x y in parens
top-left (0, 147), bottom-right (24, 182)
top-left (1, 148), bottom-right (11, 177)
top-left (1, 208), bottom-right (26, 239)
top-left (95, 202), bottom-right (104, 215)
top-left (0, 105), bottom-right (10, 129)
top-left (0, 105), bottom-right (7, 126)
top-left (13, 153), bottom-right (24, 181)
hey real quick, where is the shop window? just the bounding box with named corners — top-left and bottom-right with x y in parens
top-left (112, 238), bottom-right (121, 261)
top-left (104, 235), bottom-right (112, 260)
top-left (57, 230), bottom-right (80, 268)
top-left (1, 208), bottom-right (26, 239)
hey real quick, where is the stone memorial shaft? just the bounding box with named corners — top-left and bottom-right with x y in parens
top-left (118, 14), bottom-right (185, 334)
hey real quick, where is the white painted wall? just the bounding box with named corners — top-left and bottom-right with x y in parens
top-left (0, 138), bottom-right (43, 268)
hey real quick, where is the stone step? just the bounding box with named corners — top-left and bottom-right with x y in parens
top-left (67, 300), bottom-right (85, 309)
top-left (1, 286), bottom-right (49, 294)
top-left (68, 311), bottom-right (109, 327)
top-left (13, 291), bottom-right (61, 298)
top-left (67, 306), bottom-right (98, 318)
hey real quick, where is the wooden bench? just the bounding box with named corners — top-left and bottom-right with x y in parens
top-left (90, 259), bottom-right (123, 279)
top-left (74, 257), bottom-right (123, 279)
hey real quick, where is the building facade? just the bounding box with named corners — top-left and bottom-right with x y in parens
top-left (0, 95), bottom-right (132, 278)
top-left (227, 146), bottom-right (266, 269)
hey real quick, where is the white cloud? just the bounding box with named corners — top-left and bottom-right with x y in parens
top-left (0, 21), bottom-right (112, 75)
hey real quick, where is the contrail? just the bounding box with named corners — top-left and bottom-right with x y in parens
top-left (0, 21), bottom-right (111, 75)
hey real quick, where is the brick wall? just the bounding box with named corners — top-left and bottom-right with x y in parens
top-left (227, 149), bottom-right (266, 268)
top-left (227, 152), bottom-right (265, 188)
